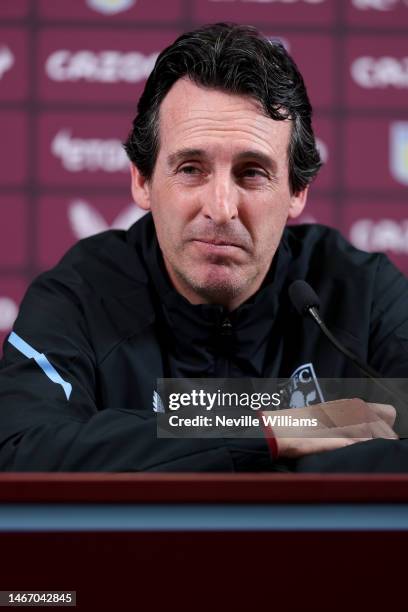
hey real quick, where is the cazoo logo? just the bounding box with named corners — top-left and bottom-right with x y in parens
top-left (350, 219), bottom-right (408, 254)
top-left (351, 56), bottom-right (408, 89)
top-left (45, 49), bottom-right (158, 84)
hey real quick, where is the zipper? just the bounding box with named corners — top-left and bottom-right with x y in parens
top-left (220, 316), bottom-right (233, 337)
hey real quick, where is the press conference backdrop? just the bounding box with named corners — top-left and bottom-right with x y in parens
top-left (0, 0), bottom-right (407, 348)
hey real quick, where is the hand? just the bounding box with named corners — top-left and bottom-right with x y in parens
top-left (262, 399), bottom-right (398, 459)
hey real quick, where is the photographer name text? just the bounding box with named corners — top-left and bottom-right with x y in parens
top-left (168, 414), bottom-right (318, 428)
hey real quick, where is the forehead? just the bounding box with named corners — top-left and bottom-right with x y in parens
top-left (157, 78), bottom-right (291, 162)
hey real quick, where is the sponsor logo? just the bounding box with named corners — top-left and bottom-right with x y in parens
top-left (51, 129), bottom-right (128, 172)
top-left (0, 297), bottom-right (18, 331)
top-left (316, 137), bottom-right (329, 164)
top-left (68, 199), bottom-right (146, 239)
top-left (350, 219), bottom-right (408, 253)
top-left (390, 121), bottom-right (408, 185)
top-left (209, 0), bottom-right (324, 3)
top-left (279, 363), bottom-right (325, 409)
top-left (0, 46), bottom-right (14, 79)
top-left (352, 0), bottom-right (407, 9)
top-left (45, 50), bottom-right (158, 84)
top-left (351, 56), bottom-right (408, 88)
top-left (296, 214), bottom-right (317, 224)
top-left (86, 0), bottom-right (135, 14)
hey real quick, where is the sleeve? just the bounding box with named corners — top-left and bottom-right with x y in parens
top-left (365, 255), bottom-right (408, 438)
top-left (0, 273), bottom-right (274, 472)
top-left (294, 438), bottom-right (408, 473)
top-left (368, 254), bottom-right (408, 377)
top-left (295, 254), bottom-right (408, 472)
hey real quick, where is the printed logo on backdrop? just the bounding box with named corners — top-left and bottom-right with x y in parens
top-left (351, 56), bottom-right (408, 88)
top-left (315, 137), bottom-right (329, 164)
top-left (45, 50), bottom-right (158, 83)
top-left (68, 199), bottom-right (147, 239)
top-left (209, 0), bottom-right (325, 3)
top-left (86, 0), bottom-right (136, 14)
top-left (0, 47), bottom-right (14, 79)
top-left (295, 214), bottom-right (317, 224)
top-left (390, 122), bottom-right (408, 186)
top-left (0, 298), bottom-right (18, 332)
top-left (51, 130), bottom-right (128, 172)
top-left (350, 219), bottom-right (408, 254)
top-left (352, 0), bottom-right (408, 8)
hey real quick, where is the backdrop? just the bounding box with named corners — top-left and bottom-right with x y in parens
top-left (1, 0), bottom-right (407, 348)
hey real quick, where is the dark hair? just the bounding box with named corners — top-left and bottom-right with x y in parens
top-left (124, 22), bottom-right (322, 194)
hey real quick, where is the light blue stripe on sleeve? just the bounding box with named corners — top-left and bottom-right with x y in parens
top-left (8, 332), bottom-right (72, 400)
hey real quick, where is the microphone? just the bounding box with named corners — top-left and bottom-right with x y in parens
top-left (288, 280), bottom-right (403, 401)
top-left (288, 279), bottom-right (320, 317)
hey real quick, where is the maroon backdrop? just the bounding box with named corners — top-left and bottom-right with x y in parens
top-left (1, 0), bottom-right (408, 349)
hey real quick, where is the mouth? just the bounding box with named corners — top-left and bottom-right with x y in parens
top-left (189, 239), bottom-right (245, 260)
top-left (192, 238), bottom-right (244, 250)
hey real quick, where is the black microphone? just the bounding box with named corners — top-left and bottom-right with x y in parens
top-left (288, 279), bottom-right (402, 400)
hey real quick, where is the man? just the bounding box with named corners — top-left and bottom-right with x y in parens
top-left (1, 23), bottom-right (408, 471)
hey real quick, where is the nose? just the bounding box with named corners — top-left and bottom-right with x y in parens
top-left (201, 174), bottom-right (239, 224)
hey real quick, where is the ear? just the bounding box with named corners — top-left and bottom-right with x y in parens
top-left (130, 163), bottom-right (152, 211)
top-left (288, 186), bottom-right (308, 220)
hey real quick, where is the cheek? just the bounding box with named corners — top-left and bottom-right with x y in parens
top-left (152, 201), bottom-right (185, 248)
top-left (250, 207), bottom-right (287, 250)
top-left (160, 197), bottom-right (198, 235)
top-left (246, 206), bottom-right (273, 236)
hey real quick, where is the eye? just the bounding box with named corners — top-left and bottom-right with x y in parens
top-left (243, 167), bottom-right (268, 177)
top-left (239, 167), bottom-right (269, 181)
top-left (179, 165), bottom-right (201, 175)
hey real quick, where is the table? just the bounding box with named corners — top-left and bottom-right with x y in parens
top-left (0, 474), bottom-right (406, 610)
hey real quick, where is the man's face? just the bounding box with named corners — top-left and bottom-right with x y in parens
top-left (131, 78), bottom-right (307, 310)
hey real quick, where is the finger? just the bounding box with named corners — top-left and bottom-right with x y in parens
top-left (366, 419), bottom-right (398, 440)
top-left (367, 403), bottom-right (397, 427)
top-left (321, 420), bottom-right (397, 440)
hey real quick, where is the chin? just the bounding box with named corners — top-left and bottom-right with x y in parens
top-left (174, 261), bottom-right (256, 305)
top-left (190, 274), bottom-right (243, 303)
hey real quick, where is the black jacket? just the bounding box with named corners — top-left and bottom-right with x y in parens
top-left (1, 214), bottom-right (408, 471)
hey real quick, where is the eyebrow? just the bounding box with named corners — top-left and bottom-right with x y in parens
top-left (234, 150), bottom-right (277, 173)
top-left (167, 148), bottom-right (277, 173)
top-left (167, 148), bottom-right (206, 168)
